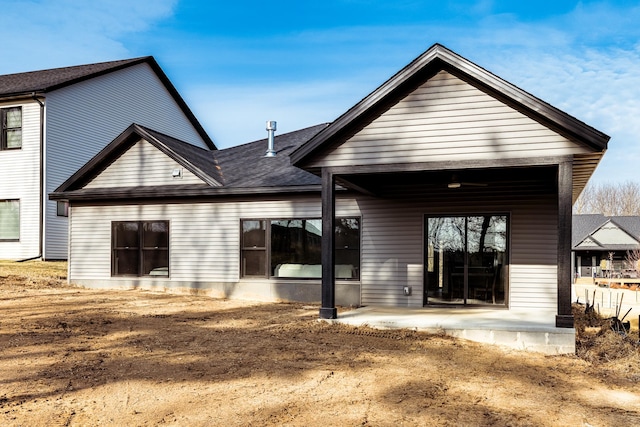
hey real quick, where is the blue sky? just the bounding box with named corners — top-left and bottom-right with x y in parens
top-left (1, 0), bottom-right (639, 184)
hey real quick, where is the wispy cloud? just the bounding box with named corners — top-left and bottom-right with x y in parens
top-left (1, 0), bottom-right (637, 184)
top-left (0, 0), bottom-right (177, 72)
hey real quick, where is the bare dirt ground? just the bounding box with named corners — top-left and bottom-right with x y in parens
top-left (1, 262), bottom-right (640, 426)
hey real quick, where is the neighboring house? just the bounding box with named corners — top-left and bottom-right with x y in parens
top-left (0, 57), bottom-right (214, 260)
top-left (51, 44), bottom-right (609, 333)
top-left (573, 214), bottom-right (640, 278)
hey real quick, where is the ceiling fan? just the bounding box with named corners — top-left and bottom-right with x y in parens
top-left (447, 174), bottom-right (488, 189)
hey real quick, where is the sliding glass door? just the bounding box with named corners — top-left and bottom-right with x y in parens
top-left (425, 215), bottom-right (508, 306)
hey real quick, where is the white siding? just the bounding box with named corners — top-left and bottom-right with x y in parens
top-left (0, 101), bottom-right (42, 260)
top-left (310, 71), bottom-right (590, 168)
top-left (85, 139), bottom-right (206, 188)
top-left (43, 62), bottom-right (211, 259)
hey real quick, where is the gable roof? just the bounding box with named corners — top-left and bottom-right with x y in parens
top-left (0, 57), bottom-right (215, 150)
top-left (51, 123), bottom-right (328, 201)
top-left (290, 43), bottom-right (610, 198)
top-left (55, 124), bottom-right (223, 192)
top-left (573, 214), bottom-right (640, 250)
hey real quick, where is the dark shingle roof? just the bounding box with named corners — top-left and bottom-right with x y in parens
top-left (0, 57), bottom-right (149, 97)
top-left (214, 124), bottom-right (328, 188)
top-left (52, 123), bottom-right (329, 200)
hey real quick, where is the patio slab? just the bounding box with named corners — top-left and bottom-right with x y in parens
top-left (326, 306), bottom-right (575, 355)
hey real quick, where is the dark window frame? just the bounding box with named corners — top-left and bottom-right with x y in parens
top-left (1, 106), bottom-right (22, 150)
top-left (56, 201), bottom-right (69, 217)
top-left (424, 213), bottom-right (510, 307)
top-left (111, 220), bottom-right (169, 277)
top-left (0, 199), bottom-right (20, 241)
top-left (240, 217), bottom-right (361, 280)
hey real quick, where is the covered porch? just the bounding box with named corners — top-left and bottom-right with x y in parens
top-left (289, 44), bottom-right (609, 350)
top-left (326, 305), bottom-right (576, 354)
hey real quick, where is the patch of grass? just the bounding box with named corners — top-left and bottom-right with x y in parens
top-left (0, 260), bottom-right (67, 283)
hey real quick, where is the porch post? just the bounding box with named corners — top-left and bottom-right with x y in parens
top-left (556, 160), bottom-right (574, 328)
top-left (319, 168), bottom-right (337, 319)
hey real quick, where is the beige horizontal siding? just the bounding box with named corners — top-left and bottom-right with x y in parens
top-left (69, 197), bottom-right (360, 282)
top-left (85, 139), bottom-right (205, 188)
top-left (70, 188), bottom-right (559, 311)
top-left (310, 70), bottom-right (589, 168)
top-left (357, 189), bottom-right (558, 310)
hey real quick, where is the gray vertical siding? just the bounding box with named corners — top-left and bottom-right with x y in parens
top-left (85, 139), bottom-right (206, 188)
top-left (43, 63), bottom-right (210, 259)
top-left (0, 101), bottom-right (42, 259)
top-left (309, 71), bottom-right (590, 168)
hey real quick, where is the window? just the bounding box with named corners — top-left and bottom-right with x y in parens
top-left (1, 107), bottom-right (22, 150)
top-left (112, 221), bottom-right (169, 277)
top-left (241, 217), bottom-right (360, 279)
top-left (241, 220), bottom-right (267, 277)
top-left (57, 201), bottom-right (69, 217)
top-left (425, 215), bottom-right (508, 306)
top-left (0, 199), bottom-right (19, 241)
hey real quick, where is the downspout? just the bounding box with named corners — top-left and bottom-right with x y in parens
top-left (18, 93), bottom-right (45, 262)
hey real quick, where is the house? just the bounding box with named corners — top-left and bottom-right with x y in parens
top-left (50, 44), bottom-right (609, 348)
top-left (0, 57), bottom-right (214, 260)
top-left (573, 214), bottom-right (640, 278)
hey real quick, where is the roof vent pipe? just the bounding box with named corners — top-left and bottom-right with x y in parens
top-left (265, 120), bottom-right (277, 157)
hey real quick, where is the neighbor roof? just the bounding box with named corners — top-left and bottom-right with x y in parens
top-left (291, 43), bottom-right (610, 166)
top-left (573, 214), bottom-right (640, 250)
top-left (51, 123), bottom-right (328, 201)
top-left (0, 57), bottom-right (215, 150)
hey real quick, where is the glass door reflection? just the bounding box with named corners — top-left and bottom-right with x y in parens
top-left (426, 215), bottom-right (507, 306)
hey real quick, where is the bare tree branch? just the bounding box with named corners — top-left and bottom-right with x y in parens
top-left (574, 181), bottom-right (640, 215)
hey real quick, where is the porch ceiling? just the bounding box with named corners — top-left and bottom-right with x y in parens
top-left (572, 152), bottom-right (605, 203)
top-left (337, 165), bottom-right (557, 199)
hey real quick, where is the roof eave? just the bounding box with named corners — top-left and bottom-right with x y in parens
top-left (291, 43), bottom-right (610, 167)
top-left (50, 184), bottom-right (324, 202)
top-left (0, 91), bottom-right (46, 102)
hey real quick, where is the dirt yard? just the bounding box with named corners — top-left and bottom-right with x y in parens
top-left (1, 262), bottom-right (640, 426)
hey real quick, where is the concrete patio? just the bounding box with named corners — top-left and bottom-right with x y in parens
top-left (327, 306), bottom-right (576, 355)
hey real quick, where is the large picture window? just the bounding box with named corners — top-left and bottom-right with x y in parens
top-left (1, 107), bottom-right (22, 150)
top-left (425, 215), bottom-right (508, 306)
top-left (241, 217), bottom-right (360, 279)
top-left (112, 221), bottom-right (169, 277)
top-left (0, 199), bottom-right (19, 241)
